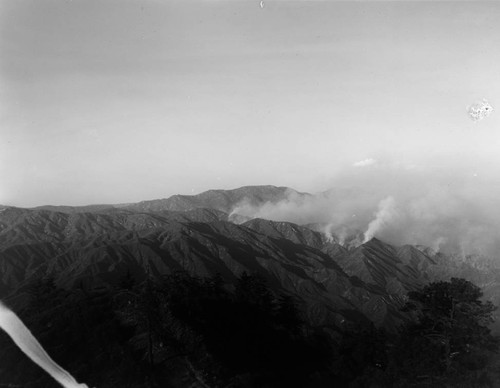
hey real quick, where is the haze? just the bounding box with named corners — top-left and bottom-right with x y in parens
top-left (1, 0), bottom-right (500, 216)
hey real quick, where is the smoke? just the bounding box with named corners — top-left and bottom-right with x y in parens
top-left (230, 187), bottom-right (377, 229)
top-left (363, 196), bottom-right (399, 243)
top-left (0, 301), bottom-right (89, 388)
top-left (229, 158), bottom-right (500, 258)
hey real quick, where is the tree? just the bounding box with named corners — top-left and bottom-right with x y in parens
top-left (396, 278), bottom-right (498, 379)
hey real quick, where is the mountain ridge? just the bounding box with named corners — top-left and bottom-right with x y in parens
top-left (1, 185), bottom-right (499, 332)
top-left (14, 185), bottom-right (307, 215)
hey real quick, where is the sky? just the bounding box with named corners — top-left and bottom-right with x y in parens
top-left (1, 0), bottom-right (500, 207)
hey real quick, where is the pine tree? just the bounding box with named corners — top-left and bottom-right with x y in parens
top-left (396, 278), bottom-right (499, 379)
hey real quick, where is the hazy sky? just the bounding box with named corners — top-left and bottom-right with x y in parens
top-left (1, 0), bottom-right (500, 206)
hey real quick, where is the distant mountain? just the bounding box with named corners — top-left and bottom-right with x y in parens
top-left (125, 185), bottom-right (309, 213)
top-left (31, 204), bottom-right (121, 213)
top-left (12, 185), bottom-right (302, 215)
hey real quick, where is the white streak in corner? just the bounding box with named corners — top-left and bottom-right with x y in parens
top-left (0, 301), bottom-right (90, 388)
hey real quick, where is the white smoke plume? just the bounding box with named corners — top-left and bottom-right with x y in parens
top-left (322, 223), bottom-right (335, 242)
top-left (0, 301), bottom-right (90, 388)
top-left (229, 158), bottom-right (500, 258)
top-left (363, 196), bottom-right (399, 243)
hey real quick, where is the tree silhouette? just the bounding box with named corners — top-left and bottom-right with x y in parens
top-left (396, 278), bottom-right (498, 380)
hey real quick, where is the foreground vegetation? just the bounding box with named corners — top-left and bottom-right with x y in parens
top-left (0, 273), bottom-right (498, 387)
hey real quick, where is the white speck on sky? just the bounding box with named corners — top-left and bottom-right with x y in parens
top-left (468, 99), bottom-right (494, 122)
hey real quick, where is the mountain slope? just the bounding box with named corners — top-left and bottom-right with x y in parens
top-left (0, 210), bottom-right (378, 327)
top-left (2, 187), bottom-right (499, 332)
top-left (125, 185), bottom-right (309, 213)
